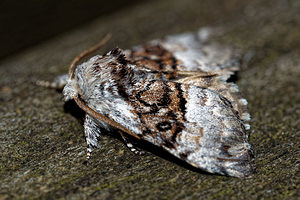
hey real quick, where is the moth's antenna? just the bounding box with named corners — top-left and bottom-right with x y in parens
top-left (73, 96), bottom-right (141, 140)
top-left (68, 33), bottom-right (112, 80)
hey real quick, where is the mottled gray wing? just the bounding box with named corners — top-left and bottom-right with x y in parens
top-left (112, 79), bottom-right (254, 178)
top-left (125, 28), bottom-right (240, 73)
top-left (124, 28), bottom-right (250, 129)
top-left (157, 28), bottom-right (241, 73)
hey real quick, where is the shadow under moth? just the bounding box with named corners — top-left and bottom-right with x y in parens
top-left (39, 28), bottom-right (254, 178)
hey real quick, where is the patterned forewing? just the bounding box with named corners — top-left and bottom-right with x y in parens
top-left (124, 31), bottom-right (250, 129)
top-left (126, 80), bottom-right (186, 147)
top-left (120, 79), bottom-right (252, 177)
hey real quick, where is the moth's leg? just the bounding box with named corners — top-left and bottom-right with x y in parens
top-left (84, 114), bottom-right (101, 159)
top-left (36, 74), bottom-right (68, 90)
top-left (119, 132), bottom-right (145, 155)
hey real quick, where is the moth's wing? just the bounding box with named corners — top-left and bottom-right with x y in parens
top-left (159, 30), bottom-right (250, 129)
top-left (158, 28), bottom-right (241, 73)
top-left (158, 30), bottom-right (250, 126)
top-left (124, 28), bottom-right (250, 129)
top-left (175, 75), bottom-right (251, 129)
top-left (112, 80), bottom-right (254, 178)
top-left (124, 28), bottom-right (240, 73)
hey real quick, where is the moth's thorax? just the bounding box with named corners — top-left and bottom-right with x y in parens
top-left (66, 49), bottom-right (149, 106)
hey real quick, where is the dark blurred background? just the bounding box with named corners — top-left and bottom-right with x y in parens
top-left (0, 0), bottom-right (140, 60)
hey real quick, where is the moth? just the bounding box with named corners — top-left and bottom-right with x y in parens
top-left (39, 28), bottom-right (254, 178)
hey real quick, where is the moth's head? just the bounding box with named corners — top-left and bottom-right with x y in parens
top-left (63, 79), bottom-right (77, 101)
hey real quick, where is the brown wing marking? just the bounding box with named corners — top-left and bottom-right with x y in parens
top-left (127, 43), bottom-right (249, 124)
top-left (126, 44), bottom-right (181, 72)
top-left (126, 80), bottom-right (194, 150)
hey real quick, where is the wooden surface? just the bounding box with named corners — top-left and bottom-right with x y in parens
top-left (0, 0), bottom-right (299, 199)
